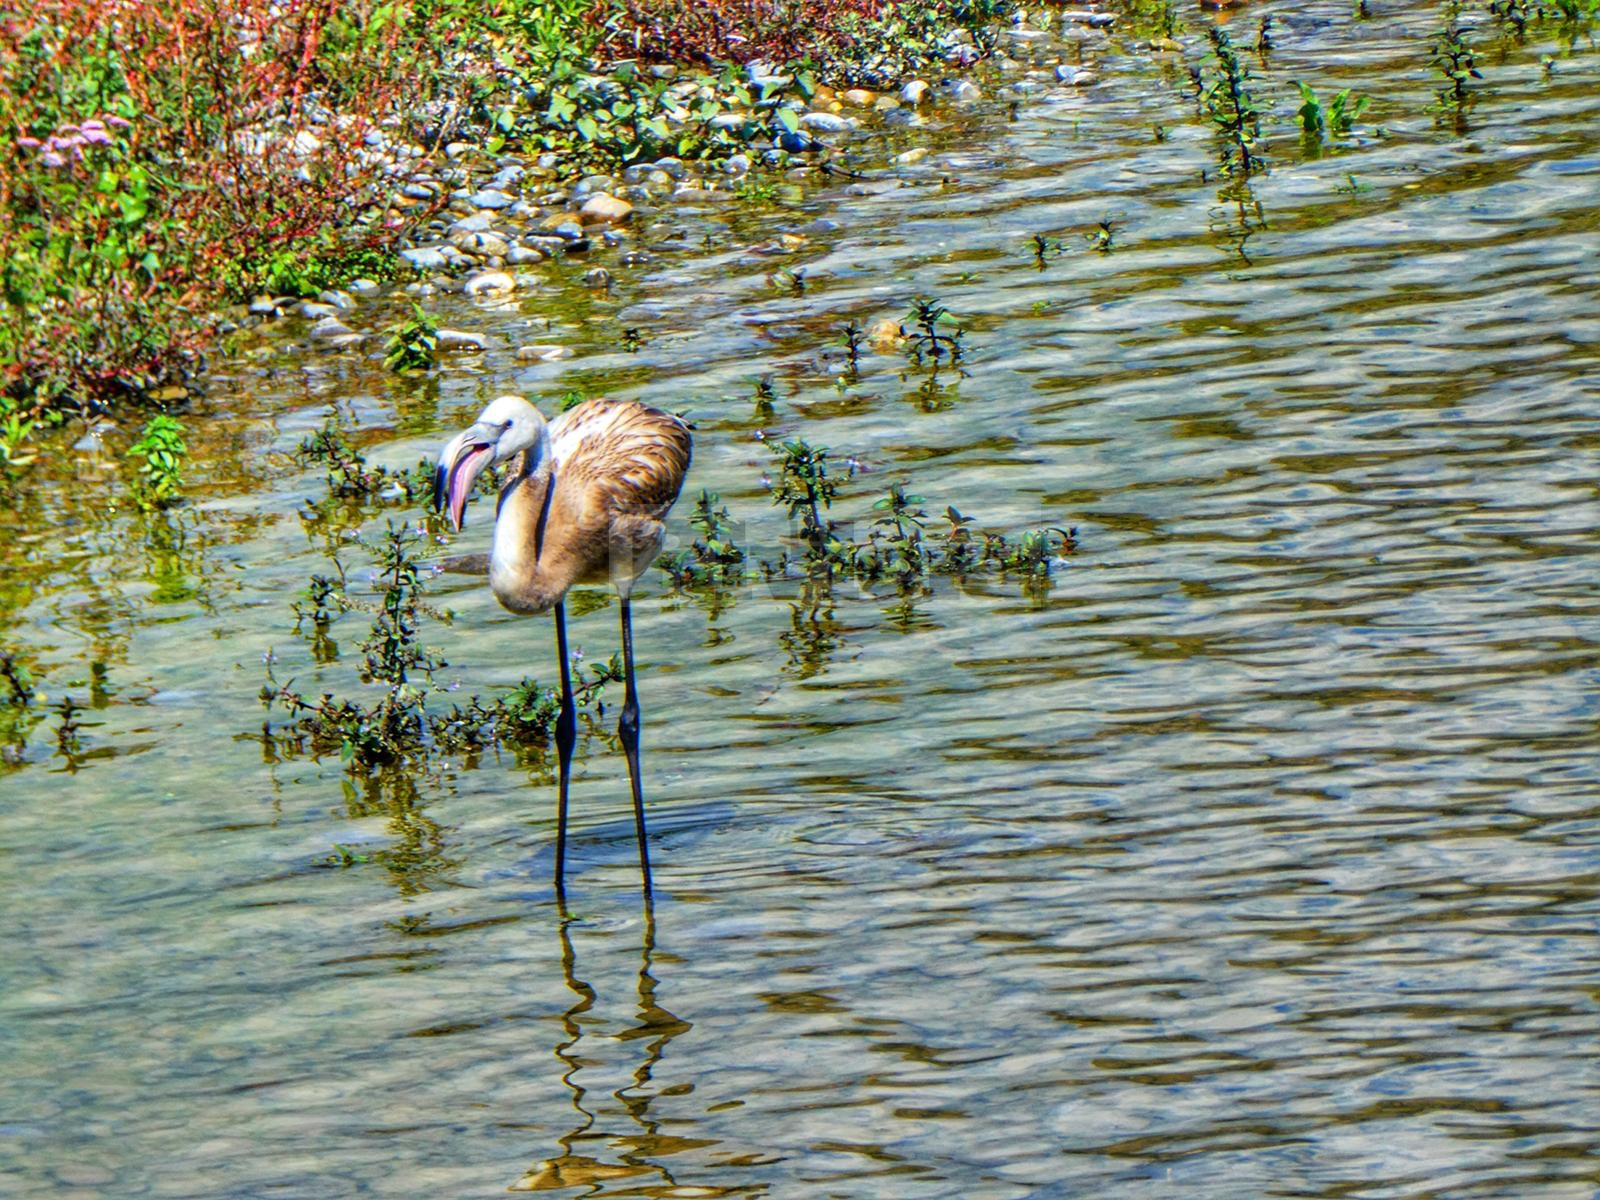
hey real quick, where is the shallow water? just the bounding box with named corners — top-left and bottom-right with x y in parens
top-left (4, 2), bottom-right (1600, 1196)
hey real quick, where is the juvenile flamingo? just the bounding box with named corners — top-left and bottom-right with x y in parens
top-left (435, 394), bottom-right (692, 891)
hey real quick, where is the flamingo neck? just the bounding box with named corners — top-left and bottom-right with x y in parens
top-left (489, 426), bottom-right (563, 613)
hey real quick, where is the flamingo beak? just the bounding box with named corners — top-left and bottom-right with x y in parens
top-left (435, 424), bottom-right (497, 532)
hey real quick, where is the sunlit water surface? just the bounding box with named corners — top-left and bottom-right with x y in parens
top-left (4, 3), bottom-right (1598, 1196)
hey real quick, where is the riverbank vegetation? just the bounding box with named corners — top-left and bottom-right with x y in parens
top-left (0, 0), bottom-right (1009, 472)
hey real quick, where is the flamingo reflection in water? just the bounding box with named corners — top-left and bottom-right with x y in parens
top-left (510, 899), bottom-right (705, 1193)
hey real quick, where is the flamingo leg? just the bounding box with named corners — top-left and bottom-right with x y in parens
top-left (553, 601), bottom-right (577, 894)
top-left (618, 597), bottom-right (652, 893)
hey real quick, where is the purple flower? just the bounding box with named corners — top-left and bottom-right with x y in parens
top-left (105, 115), bottom-right (132, 129)
top-left (80, 120), bottom-right (111, 145)
top-left (41, 151), bottom-right (66, 168)
top-left (17, 136), bottom-right (40, 149)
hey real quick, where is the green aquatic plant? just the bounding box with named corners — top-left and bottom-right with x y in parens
top-left (54, 696), bottom-right (84, 759)
top-left (658, 490), bottom-right (749, 586)
top-left (384, 304), bottom-right (438, 373)
top-left (127, 415), bottom-right (187, 510)
top-left (1032, 233), bottom-right (1066, 265)
top-left (906, 297), bottom-right (964, 365)
top-left (295, 419), bottom-right (434, 503)
top-left (768, 436), bottom-right (842, 556)
top-left (1431, 13), bottom-right (1481, 116)
top-left (1203, 28), bottom-right (1265, 176)
top-left (1086, 217), bottom-right (1118, 253)
top-left (264, 523), bottom-right (619, 767)
top-left (735, 172), bottom-right (780, 204)
top-left (1295, 82), bottom-right (1372, 138)
top-left (751, 376), bottom-right (779, 420)
top-left (1489, 0), bottom-right (1537, 34)
top-left (839, 320), bottom-right (866, 374)
top-left (772, 266), bottom-right (807, 295)
top-left (1549, 0), bottom-right (1600, 20)
top-left (829, 489), bottom-right (1078, 587)
top-left (1, 413), bottom-right (39, 471)
top-left (0, 652), bottom-right (44, 767)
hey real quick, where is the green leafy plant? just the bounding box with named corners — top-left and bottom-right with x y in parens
top-left (127, 415), bottom-right (187, 509)
top-left (264, 519), bottom-right (621, 767)
top-left (906, 297), bottom-right (963, 365)
top-left (658, 490), bottom-right (749, 586)
top-left (1296, 82), bottom-right (1371, 138)
top-left (1203, 28), bottom-right (1265, 175)
top-left (769, 436), bottom-right (841, 556)
top-left (839, 320), bottom-right (865, 374)
top-left (1431, 13), bottom-right (1481, 115)
top-left (295, 419), bottom-right (434, 503)
top-left (384, 304), bottom-right (438, 373)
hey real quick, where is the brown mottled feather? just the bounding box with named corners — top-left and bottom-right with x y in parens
top-left (549, 397), bottom-right (692, 520)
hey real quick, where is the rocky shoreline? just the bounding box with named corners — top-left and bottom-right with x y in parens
top-left (239, 5), bottom-right (1126, 359)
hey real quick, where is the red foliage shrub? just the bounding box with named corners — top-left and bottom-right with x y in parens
top-left (0, 0), bottom-right (441, 410)
top-left (605, 0), bottom-right (890, 65)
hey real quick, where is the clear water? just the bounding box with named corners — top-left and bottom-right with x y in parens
top-left (4, 2), bottom-right (1599, 1196)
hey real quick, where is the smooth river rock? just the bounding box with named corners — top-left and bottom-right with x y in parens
top-left (579, 193), bottom-right (634, 225)
top-left (463, 271), bottom-right (515, 297)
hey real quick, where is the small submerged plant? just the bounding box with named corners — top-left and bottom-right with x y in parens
top-left (1431, 11), bottom-right (1481, 118)
top-left (263, 524), bottom-right (620, 768)
top-left (1203, 28), bottom-right (1265, 176)
top-left (384, 304), bottom-right (438, 373)
top-left (1086, 217), bottom-right (1118, 253)
top-left (769, 436), bottom-right (841, 556)
top-left (905, 297), bottom-right (964, 365)
top-left (839, 321), bottom-right (865, 374)
top-left (127, 415), bottom-right (187, 510)
top-left (657, 490), bottom-right (749, 586)
top-left (295, 419), bottom-right (434, 504)
top-left (1295, 83), bottom-right (1372, 139)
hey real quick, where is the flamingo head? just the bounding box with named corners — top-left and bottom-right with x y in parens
top-left (433, 395), bottom-right (547, 531)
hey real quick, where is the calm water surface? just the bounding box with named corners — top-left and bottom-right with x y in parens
top-left (4, 2), bottom-right (1598, 1196)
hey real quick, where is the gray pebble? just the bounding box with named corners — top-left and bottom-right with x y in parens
top-left (309, 317), bottom-right (355, 339)
top-left (800, 111), bottom-right (853, 133)
top-left (468, 188), bottom-right (516, 209)
top-left (463, 271), bottom-right (516, 297)
top-left (452, 231), bottom-right (510, 258)
top-left (437, 329), bottom-right (487, 350)
top-left (400, 245), bottom-right (452, 271)
top-left (573, 174), bottom-right (617, 197)
top-left (515, 344), bottom-right (572, 362)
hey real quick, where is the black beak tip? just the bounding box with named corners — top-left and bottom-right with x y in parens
top-left (432, 463), bottom-right (447, 514)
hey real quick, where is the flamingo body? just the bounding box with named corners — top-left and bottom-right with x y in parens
top-left (490, 398), bottom-right (692, 614)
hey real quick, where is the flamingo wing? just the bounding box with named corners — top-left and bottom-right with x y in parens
top-left (550, 398), bottom-right (692, 522)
